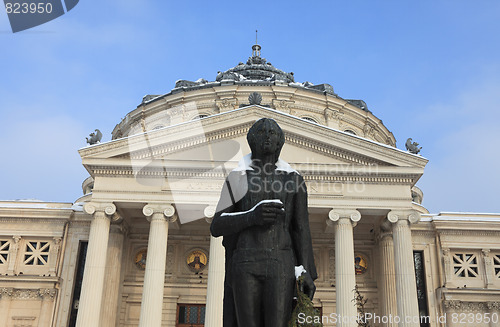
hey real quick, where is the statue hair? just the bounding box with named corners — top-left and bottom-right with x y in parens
top-left (247, 118), bottom-right (285, 163)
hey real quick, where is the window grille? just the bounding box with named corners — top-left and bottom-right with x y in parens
top-left (494, 254), bottom-right (500, 279)
top-left (0, 240), bottom-right (9, 264)
top-left (177, 304), bottom-right (205, 326)
top-left (453, 253), bottom-right (479, 278)
top-left (23, 241), bottom-right (50, 266)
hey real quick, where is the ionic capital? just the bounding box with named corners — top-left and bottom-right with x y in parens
top-left (204, 206), bottom-right (216, 224)
top-left (143, 204), bottom-right (177, 222)
top-left (327, 209), bottom-right (361, 225)
top-left (387, 210), bottom-right (420, 224)
top-left (84, 202), bottom-right (117, 217)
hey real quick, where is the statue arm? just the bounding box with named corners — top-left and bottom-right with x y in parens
top-left (210, 177), bottom-right (254, 237)
top-left (291, 174), bottom-right (318, 280)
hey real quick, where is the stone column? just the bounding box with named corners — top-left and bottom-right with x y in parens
top-left (76, 202), bottom-right (117, 327)
top-left (378, 221), bottom-right (398, 327)
top-left (204, 206), bottom-right (225, 327)
top-left (138, 204), bottom-right (176, 327)
top-left (0, 288), bottom-right (13, 326)
top-left (38, 288), bottom-right (56, 327)
top-left (328, 209), bottom-right (361, 327)
top-left (387, 210), bottom-right (421, 327)
top-left (100, 222), bottom-right (126, 327)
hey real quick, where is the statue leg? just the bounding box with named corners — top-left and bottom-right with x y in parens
top-left (223, 281), bottom-right (237, 327)
top-left (231, 261), bottom-right (264, 327)
top-left (263, 254), bottom-right (295, 327)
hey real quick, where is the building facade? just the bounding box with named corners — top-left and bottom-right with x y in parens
top-left (0, 45), bottom-right (499, 327)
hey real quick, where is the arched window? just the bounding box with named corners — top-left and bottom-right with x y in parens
top-left (301, 116), bottom-right (317, 123)
top-left (192, 114), bottom-right (209, 120)
top-left (344, 129), bottom-right (357, 135)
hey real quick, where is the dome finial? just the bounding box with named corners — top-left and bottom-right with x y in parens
top-left (252, 29), bottom-right (261, 57)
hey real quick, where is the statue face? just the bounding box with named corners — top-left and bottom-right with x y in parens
top-left (247, 118), bottom-right (285, 162)
top-left (252, 119), bottom-right (280, 158)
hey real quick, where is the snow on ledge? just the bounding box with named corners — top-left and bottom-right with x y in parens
top-left (421, 212), bottom-right (500, 222)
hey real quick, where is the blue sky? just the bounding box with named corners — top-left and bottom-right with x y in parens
top-left (1, 0), bottom-right (499, 214)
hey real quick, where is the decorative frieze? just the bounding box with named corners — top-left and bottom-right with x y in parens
top-left (215, 98), bottom-right (238, 112)
top-left (0, 288), bottom-right (54, 300)
top-left (443, 300), bottom-right (492, 311)
top-left (38, 288), bottom-right (57, 301)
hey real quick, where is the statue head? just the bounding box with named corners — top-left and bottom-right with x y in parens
top-left (247, 118), bottom-right (285, 163)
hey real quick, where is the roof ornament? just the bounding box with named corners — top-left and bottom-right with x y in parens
top-left (248, 92), bottom-right (263, 105)
top-left (86, 129), bottom-right (102, 145)
top-left (252, 30), bottom-right (261, 58)
top-left (405, 138), bottom-right (422, 154)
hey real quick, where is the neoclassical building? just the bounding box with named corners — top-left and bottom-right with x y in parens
top-left (1, 44), bottom-right (499, 327)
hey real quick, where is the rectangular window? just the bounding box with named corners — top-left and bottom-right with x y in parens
top-left (177, 304), bottom-right (205, 326)
top-left (413, 251), bottom-right (429, 327)
top-left (68, 241), bottom-right (88, 327)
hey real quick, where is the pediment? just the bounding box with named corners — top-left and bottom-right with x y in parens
top-left (79, 105), bottom-right (427, 175)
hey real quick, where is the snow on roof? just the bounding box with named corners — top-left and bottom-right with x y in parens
top-left (0, 201), bottom-right (75, 210)
top-left (421, 212), bottom-right (500, 222)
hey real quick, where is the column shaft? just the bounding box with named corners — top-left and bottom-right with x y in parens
top-left (0, 291), bottom-right (12, 326)
top-left (392, 219), bottom-right (420, 327)
top-left (335, 217), bottom-right (357, 327)
top-left (76, 211), bottom-right (111, 327)
top-left (139, 213), bottom-right (169, 327)
top-left (100, 225), bottom-right (125, 327)
top-left (205, 235), bottom-right (225, 327)
top-left (37, 290), bottom-right (56, 327)
top-left (379, 233), bottom-right (398, 327)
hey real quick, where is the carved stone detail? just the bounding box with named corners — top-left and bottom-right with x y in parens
top-left (328, 209), bottom-right (361, 223)
top-left (443, 300), bottom-right (462, 310)
top-left (143, 204), bottom-right (177, 223)
top-left (166, 245), bottom-right (175, 275)
top-left (328, 248), bottom-right (335, 282)
top-left (83, 202), bottom-right (117, 216)
top-left (204, 206), bottom-right (216, 223)
top-left (387, 210), bottom-right (420, 224)
top-left (0, 287), bottom-right (14, 298)
top-left (39, 288), bottom-right (57, 301)
top-left (216, 98), bottom-right (238, 112)
top-left (487, 302), bottom-right (500, 310)
top-left (272, 99), bottom-right (294, 113)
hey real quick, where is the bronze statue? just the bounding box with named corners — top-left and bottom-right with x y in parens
top-left (211, 118), bottom-right (317, 327)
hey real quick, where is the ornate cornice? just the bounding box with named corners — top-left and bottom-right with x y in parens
top-left (82, 106), bottom-right (426, 169)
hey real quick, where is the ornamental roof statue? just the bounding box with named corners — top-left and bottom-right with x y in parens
top-left (215, 43), bottom-right (295, 83)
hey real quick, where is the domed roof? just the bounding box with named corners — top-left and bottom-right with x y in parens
top-left (215, 44), bottom-right (295, 83)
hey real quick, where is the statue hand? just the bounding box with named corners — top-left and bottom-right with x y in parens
top-left (299, 271), bottom-right (316, 300)
top-left (252, 202), bottom-right (284, 226)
